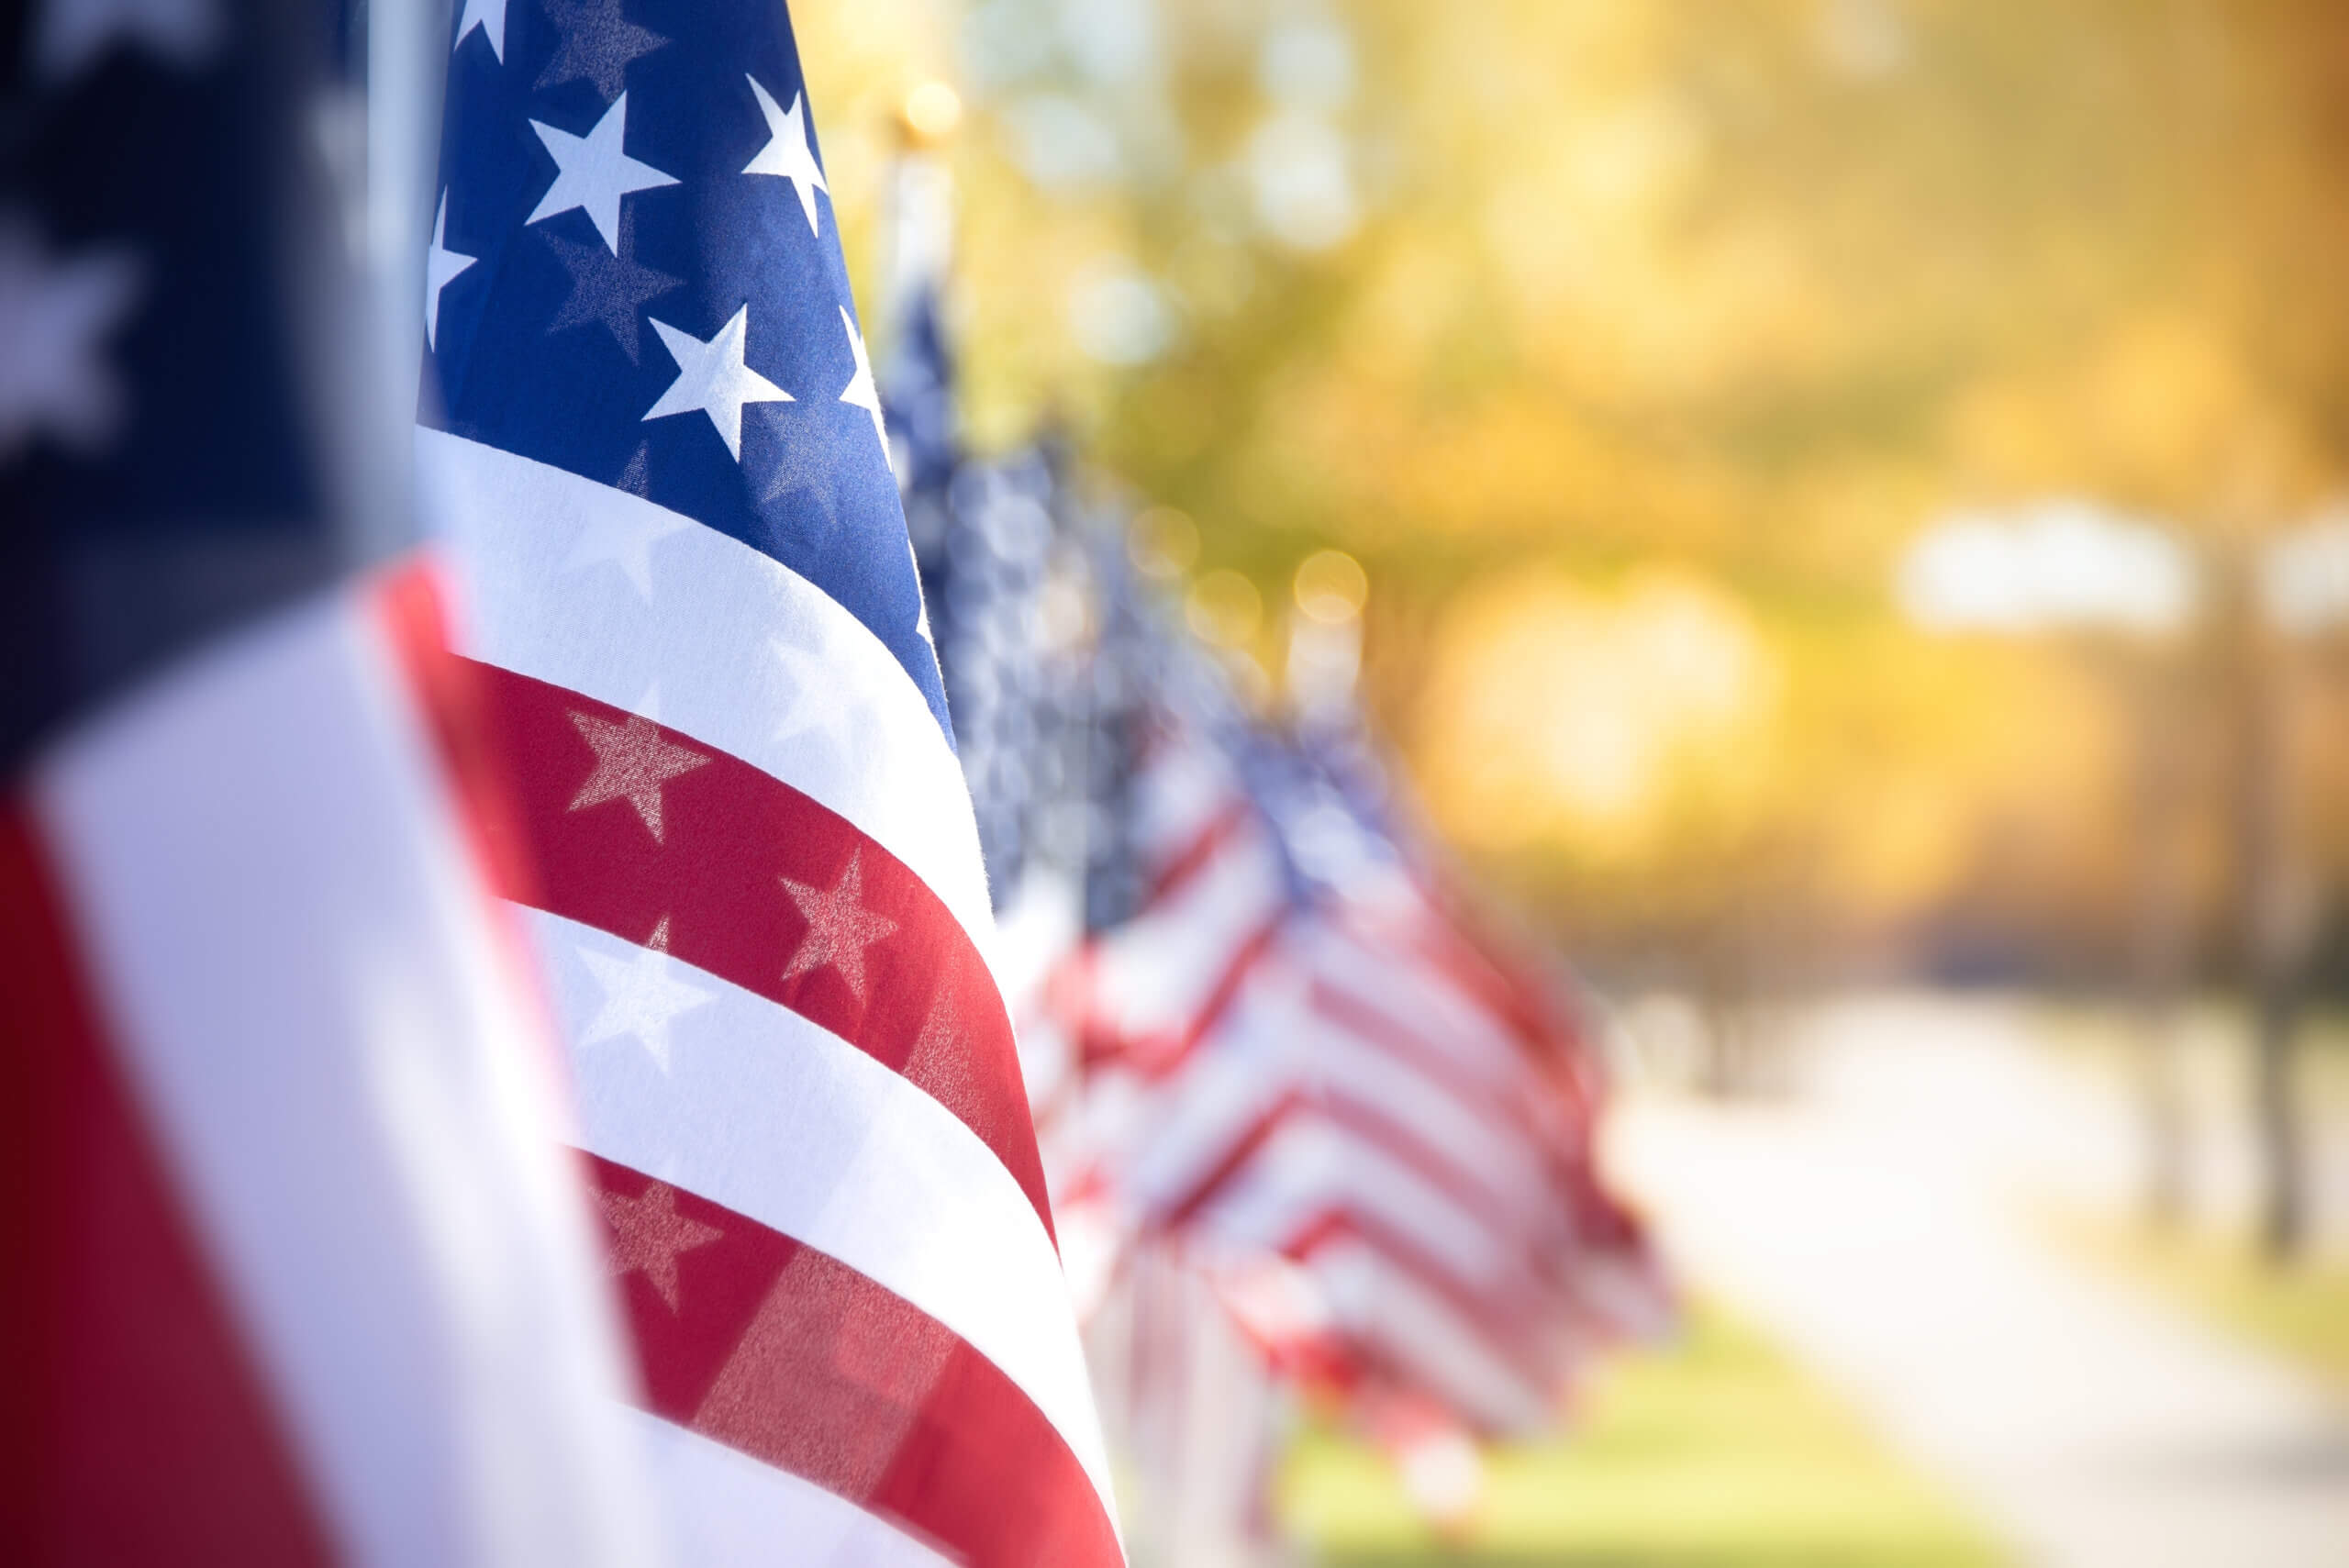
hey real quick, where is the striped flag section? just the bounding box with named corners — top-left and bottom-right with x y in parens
top-left (1056, 634), bottom-right (1663, 1436)
top-left (420, 0), bottom-right (1119, 1560)
top-left (4, 2), bottom-right (657, 1560)
top-left (6, 574), bottom-right (662, 1565)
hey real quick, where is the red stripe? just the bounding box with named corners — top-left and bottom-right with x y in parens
top-left (1281, 1205), bottom-right (1565, 1412)
top-left (1314, 1093), bottom-right (1527, 1234)
top-left (468, 659), bottom-right (1052, 1236)
top-left (1384, 900), bottom-right (1611, 1140)
top-left (1157, 1088), bottom-right (1565, 1341)
top-left (583, 1155), bottom-right (1119, 1568)
top-left (1275, 1206), bottom-right (1353, 1263)
top-left (1156, 1086), bottom-right (1307, 1229)
top-left (1309, 937), bottom-right (1590, 1171)
top-left (1153, 1081), bottom-right (1526, 1254)
top-left (1140, 797), bottom-right (1251, 907)
top-left (1308, 973), bottom-right (1606, 1251)
top-left (0, 806), bottom-right (336, 1565)
top-left (1306, 975), bottom-right (1531, 1138)
top-left (1315, 1203), bottom-right (1566, 1377)
top-left (1134, 914), bottom-right (1285, 1079)
top-left (373, 559), bottom-right (545, 915)
top-left (369, 561), bottom-right (575, 1095)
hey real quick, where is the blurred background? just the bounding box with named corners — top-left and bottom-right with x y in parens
top-left (815, 2), bottom-right (2349, 1562)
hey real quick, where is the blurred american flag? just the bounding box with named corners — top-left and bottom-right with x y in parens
top-left (2, 0), bottom-right (658, 1559)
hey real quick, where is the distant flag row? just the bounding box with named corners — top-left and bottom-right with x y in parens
top-left (892, 185), bottom-right (1669, 1466)
top-left (1033, 586), bottom-right (1670, 1438)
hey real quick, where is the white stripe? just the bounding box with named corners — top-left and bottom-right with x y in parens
top-left (530, 907), bottom-right (1118, 1529)
top-left (1130, 737), bottom-right (1237, 864)
top-left (1090, 823), bottom-right (1285, 1044)
top-left (417, 427), bottom-right (995, 955)
top-left (1204, 1119), bottom-right (1513, 1290)
top-left (1135, 968), bottom-right (1551, 1218)
top-left (1311, 1031), bottom-right (1550, 1208)
top-left (1312, 1240), bottom-right (1551, 1432)
top-left (1123, 1018), bottom-right (1287, 1206)
top-left (1120, 978), bottom-right (1521, 1289)
top-left (34, 589), bottom-right (661, 1568)
top-left (1303, 924), bottom-right (1527, 1091)
top-left (630, 1408), bottom-right (951, 1568)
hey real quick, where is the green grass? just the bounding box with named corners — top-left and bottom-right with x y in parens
top-left (1279, 1302), bottom-right (2007, 1568)
top-left (2057, 1216), bottom-right (2349, 1396)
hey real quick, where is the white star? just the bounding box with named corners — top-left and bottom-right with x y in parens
top-left (835, 306), bottom-right (893, 474)
top-left (575, 940), bottom-right (714, 1073)
top-left (741, 77), bottom-right (829, 237)
top-left (528, 93), bottom-right (678, 256)
top-left (769, 632), bottom-right (853, 757)
top-left (566, 709), bottom-right (710, 840)
top-left (0, 228), bottom-right (142, 462)
top-left (562, 497), bottom-right (692, 601)
top-left (423, 190), bottom-right (475, 352)
top-left (598, 1181), bottom-right (721, 1310)
top-left (642, 305), bottom-right (791, 461)
top-left (452, 0), bottom-right (509, 62)
top-left (38, 0), bottom-right (218, 79)
top-left (779, 849), bottom-right (898, 1004)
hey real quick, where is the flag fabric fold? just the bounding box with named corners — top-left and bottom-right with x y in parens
top-left (3, 2), bottom-right (659, 1560)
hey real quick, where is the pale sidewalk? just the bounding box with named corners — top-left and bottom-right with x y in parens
top-left (1609, 993), bottom-right (2349, 1568)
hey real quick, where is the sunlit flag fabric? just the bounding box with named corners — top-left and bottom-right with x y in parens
top-left (0, 1), bottom-right (659, 1562)
top-left (1075, 700), bottom-right (1575, 1432)
top-left (418, 2), bottom-right (1120, 1562)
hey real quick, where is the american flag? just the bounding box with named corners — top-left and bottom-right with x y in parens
top-left (1060, 586), bottom-right (1664, 1437)
top-left (419, 1), bottom-right (1120, 1562)
top-left (882, 150), bottom-right (1074, 911)
top-left (2, 0), bottom-right (659, 1560)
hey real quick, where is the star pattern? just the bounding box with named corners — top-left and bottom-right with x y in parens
top-left (562, 484), bottom-right (692, 600)
top-left (424, 191), bottom-right (475, 351)
top-left (38, 0), bottom-right (219, 80)
top-left (769, 631), bottom-right (854, 757)
top-left (0, 228), bottom-right (142, 461)
top-left (576, 940), bottom-right (715, 1073)
top-left (451, 0), bottom-right (510, 63)
top-left (536, 0), bottom-right (666, 99)
top-left (643, 305), bottom-right (792, 461)
top-left (528, 93), bottom-right (678, 256)
top-left (543, 224), bottom-right (678, 361)
top-left (835, 306), bottom-right (893, 474)
top-left (424, 0), bottom-right (954, 742)
top-left (598, 1180), bottom-right (721, 1311)
top-left (566, 709), bottom-right (710, 840)
top-left (779, 849), bottom-right (897, 1003)
top-left (741, 77), bottom-right (829, 237)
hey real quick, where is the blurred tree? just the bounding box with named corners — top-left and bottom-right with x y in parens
top-left (803, 0), bottom-right (2349, 1240)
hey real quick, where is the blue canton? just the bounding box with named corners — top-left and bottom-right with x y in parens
top-left (1, 0), bottom-right (381, 773)
top-left (424, 0), bottom-right (952, 740)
